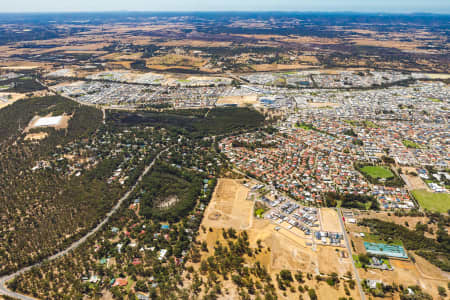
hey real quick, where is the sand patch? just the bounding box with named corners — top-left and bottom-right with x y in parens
top-left (202, 179), bottom-right (253, 230)
top-left (24, 132), bottom-right (49, 141)
top-left (320, 208), bottom-right (342, 233)
top-left (216, 95), bottom-right (259, 107)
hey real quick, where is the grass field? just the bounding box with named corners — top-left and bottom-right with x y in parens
top-left (344, 119), bottom-right (379, 128)
top-left (295, 122), bottom-right (314, 130)
top-left (412, 189), bottom-right (450, 213)
top-left (255, 208), bottom-right (265, 218)
top-left (364, 233), bottom-right (404, 246)
top-left (360, 166), bottom-right (394, 179)
top-left (402, 139), bottom-right (422, 149)
top-left (353, 255), bottom-right (362, 268)
top-left (428, 98), bottom-right (442, 103)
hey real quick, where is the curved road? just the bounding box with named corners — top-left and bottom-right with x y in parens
top-left (0, 148), bottom-right (169, 300)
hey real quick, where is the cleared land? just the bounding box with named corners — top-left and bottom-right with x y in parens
top-left (0, 93), bottom-right (26, 110)
top-left (320, 208), bottom-right (342, 233)
top-left (412, 189), bottom-right (450, 213)
top-left (216, 95), bottom-right (258, 107)
top-left (24, 114), bottom-right (71, 132)
top-left (360, 166), bottom-right (394, 179)
top-left (194, 179), bottom-right (359, 299)
top-left (401, 167), bottom-right (430, 190)
top-left (402, 139), bottom-right (422, 149)
top-left (202, 178), bottom-right (253, 230)
top-left (307, 102), bottom-right (341, 108)
top-left (195, 218), bottom-right (359, 299)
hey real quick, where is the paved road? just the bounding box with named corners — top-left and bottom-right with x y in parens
top-left (0, 148), bottom-right (169, 300)
top-left (337, 208), bottom-right (366, 300)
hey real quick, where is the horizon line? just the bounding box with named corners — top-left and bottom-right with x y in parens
top-left (0, 10), bottom-right (449, 15)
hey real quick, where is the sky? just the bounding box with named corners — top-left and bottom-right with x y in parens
top-left (1, 0), bottom-right (449, 14)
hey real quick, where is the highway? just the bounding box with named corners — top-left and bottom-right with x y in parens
top-left (0, 148), bottom-right (169, 300)
top-left (337, 208), bottom-right (366, 300)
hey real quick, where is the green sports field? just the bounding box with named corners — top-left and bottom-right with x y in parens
top-left (360, 166), bottom-right (394, 179)
top-left (412, 189), bottom-right (450, 213)
top-left (402, 139), bottom-right (421, 149)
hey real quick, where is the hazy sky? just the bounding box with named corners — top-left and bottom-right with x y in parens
top-left (1, 0), bottom-right (449, 14)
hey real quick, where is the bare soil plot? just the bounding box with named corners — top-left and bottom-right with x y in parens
top-left (251, 63), bottom-right (316, 72)
top-left (350, 38), bottom-right (424, 52)
top-left (156, 195), bottom-right (179, 209)
top-left (216, 95), bottom-right (259, 107)
top-left (308, 102), bottom-right (341, 108)
top-left (24, 114), bottom-right (71, 133)
top-left (424, 73), bottom-right (450, 79)
top-left (320, 208), bottom-right (342, 233)
top-left (159, 40), bottom-right (232, 48)
top-left (195, 205), bottom-right (360, 300)
top-left (0, 92), bottom-right (26, 110)
top-left (202, 179), bottom-right (253, 230)
top-left (24, 132), bottom-right (48, 141)
top-left (146, 54), bottom-right (206, 68)
top-left (317, 281), bottom-right (361, 300)
top-left (270, 228), bottom-right (315, 272)
top-left (317, 246), bottom-right (353, 276)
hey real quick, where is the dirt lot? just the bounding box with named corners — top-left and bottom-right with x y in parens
top-left (146, 54), bottom-right (205, 68)
top-left (24, 114), bottom-right (71, 133)
top-left (24, 132), bottom-right (49, 141)
top-left (216, 95), bottom-right (258, 107)
top-left (195, 179), bottom-right (360, 299)
top-left (320, 208), bottom-right (342, 233)
top-left (317, 246), bottom-right (352, 276)
top-left (401, 167), bottom-right (430, 190)
top-left (0, 92), bottom-right (26, 110)
top-left (202, 178), bottom-right (253, 230)
top-left (196, 220), bottom-right (360, 300)
top-left (308, 102), bottom-right (341, 108)
top-left (251, 63), bottom-right (316, 72)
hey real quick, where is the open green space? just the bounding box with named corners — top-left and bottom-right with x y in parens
top-left (255, 208), bottom-right (266, 218)
top-left (428, 98), bottom-right (442, 103)
top-left (360, 166), bottom-right (394, 179)
top-left (382, 258), bottom-right (391, 269)
top-left (324, 192), bottom-right (379, 210)
top-left (412, 189), bottom-right (450, 213)
top-left (344, 120), bottom-right (380, 128)
top-left (402, 139), bottom-right (422, 149)
top-left (363, 232), bottom-right (404, 246)
top-left (295, 122), bottom-right (314, 130)
top-left (353, 255), bottom-right (362, 268)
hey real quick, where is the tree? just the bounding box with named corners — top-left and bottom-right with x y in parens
top-left (135, 280), bottom-right (148, 292)
top-left (294, 271), bottom-right (304, 283)
top-left (437, 286), bottom-right (447, 297)
top-left (358, 253), bottom-right (370, 266)
top-left (280, 270), bottom-right (293, 282)
top-left (308, 288), bottom-right (318, 300)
